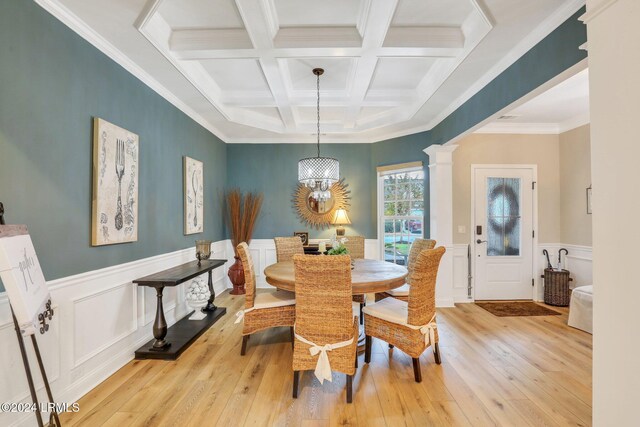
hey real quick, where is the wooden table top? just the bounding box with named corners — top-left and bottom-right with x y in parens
top-left (133, 259), bottom-right (226, 287)
top-left (264, 258), bottom-right (408, 294)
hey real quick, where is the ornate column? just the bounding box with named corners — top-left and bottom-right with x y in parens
top-left (423, 144), bottom-right (458, 307)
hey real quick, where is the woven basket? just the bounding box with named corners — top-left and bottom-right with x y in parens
top-left (543, 268), bottom-right (572, 306)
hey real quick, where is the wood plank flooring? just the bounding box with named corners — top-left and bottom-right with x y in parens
top-left (62, 292), bottom-right (592, 426)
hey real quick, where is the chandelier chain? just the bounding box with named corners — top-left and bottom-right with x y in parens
top-left (316, 71), bottom-right (320, 157)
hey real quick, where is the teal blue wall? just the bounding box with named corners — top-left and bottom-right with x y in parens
top-left (226, 143), bottom-right (376, 239)
top-left (0, 0), bottom-right (226, 289)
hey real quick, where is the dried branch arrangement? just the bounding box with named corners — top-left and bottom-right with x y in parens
top-left (225, 189), bottom-right (264, 255)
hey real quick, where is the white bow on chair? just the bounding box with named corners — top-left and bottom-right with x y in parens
top-left (407, 314), bottom-right (438, 346)
top-left (294, 329), bottom-right (353, 384)
top-left (234, 307), bottom-right (256, 324)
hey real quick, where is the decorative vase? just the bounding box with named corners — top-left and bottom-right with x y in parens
top-left (186, 278), bottom-right (209, 320)
top-left (228, 256), bottom-right (246, 295)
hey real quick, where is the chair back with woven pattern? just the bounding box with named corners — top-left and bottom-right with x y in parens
top-left (293, 255), bottom-right (353, 343)
top-left (406, 238), bottom-right (436, 285)
top-left (275, 237), bottom-right (304, 262)
top-left (407, 247), bottom-right (445, 327)
top-left (237, 242), bottom-right (256, 309)
top-left (342, 236), bottom-right (365, 259)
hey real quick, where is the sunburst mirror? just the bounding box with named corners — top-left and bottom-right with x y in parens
top-left (293, 178), bottom-right (351, 229)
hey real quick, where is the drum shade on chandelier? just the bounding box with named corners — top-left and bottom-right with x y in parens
top-left (298, 68), bottom-right (339, 201)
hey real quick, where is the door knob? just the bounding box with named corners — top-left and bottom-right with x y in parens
top-left (476, 239), bottom-right (487, 244)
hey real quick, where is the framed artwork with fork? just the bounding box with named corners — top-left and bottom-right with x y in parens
top-left (183, 156), bottom-right (204, 235)
top-left (91, 118), bottom-right (139, 246)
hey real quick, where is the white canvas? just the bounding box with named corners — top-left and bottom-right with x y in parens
top-left (92, 118), bottom-right (139, 246)
top-left (0, 230), bottom-right (50, 335)
top-left (184, 156), bottom-right (204, 235)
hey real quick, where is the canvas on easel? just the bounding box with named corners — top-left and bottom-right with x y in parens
top-left (0, 225), bottom-right (50, 336)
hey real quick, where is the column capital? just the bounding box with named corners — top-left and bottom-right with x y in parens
top-left (423, 144), bottom-right (458, 166)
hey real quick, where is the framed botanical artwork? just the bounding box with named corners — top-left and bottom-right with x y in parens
top-left (184, 156), bottom-right (204, 235)
top-left (294, 231), bottom-right (309, 246)
top-left (92, 118), bottom-right (139, 246)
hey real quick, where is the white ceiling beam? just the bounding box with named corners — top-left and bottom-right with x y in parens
top-left (343, 0), bottom-right (399, 129)
top-left (234, 0), bottom-right (296, 130)
top-left (170, 29), bottom-right (253, 51)
top-left (383, 27), bottom-right (465, 49)
top-left (274, 27), bottom-right (362, 48)
top-left (173, 46), bottom-right (461, 61)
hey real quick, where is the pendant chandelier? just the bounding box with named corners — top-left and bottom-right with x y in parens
top-left (297, 68), bottom-right (339, 201)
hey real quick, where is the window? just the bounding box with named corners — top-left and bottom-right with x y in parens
top-left (378, 166), bottom-right (425, 265)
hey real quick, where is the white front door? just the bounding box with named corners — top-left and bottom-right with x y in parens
top-left (473, 167), bottom-right (535, 300)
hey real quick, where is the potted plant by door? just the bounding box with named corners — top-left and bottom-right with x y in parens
top-left (225, 189), bottom-right (263, 295)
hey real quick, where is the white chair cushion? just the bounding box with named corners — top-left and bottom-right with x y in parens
top-left (387, 283), bottom-right (410, 297)
top-left (362, 297), bottom-right (409, 326)
top-left (254, 289), bottom-right (295, 309)
top-left (568, 285), bottom-right (593, 334)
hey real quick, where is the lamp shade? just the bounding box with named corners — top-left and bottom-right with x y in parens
top-left (332, 209), bottom-right (351, 225)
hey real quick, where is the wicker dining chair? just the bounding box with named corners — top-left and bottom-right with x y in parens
top-left (236, 242), bottom-right (296, 355)
top-left (364, 246), bottom-right (446, 383)
top-left (274, 236), bottom-right (305, 262)
top-left (342, 235), bottom-right (366, 324)
top-left (376, 238), bottom-right (436, 302)
top-left (292, 254), bottom-right (359, 403)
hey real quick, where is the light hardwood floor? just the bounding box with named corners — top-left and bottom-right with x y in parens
top-left (61, 292), bottom-right (592, 426)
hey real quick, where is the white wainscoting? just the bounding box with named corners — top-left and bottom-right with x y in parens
top-left (0, 240), bottom-right (231, 427)
top-left (452, 243), bottom-right (593, 303)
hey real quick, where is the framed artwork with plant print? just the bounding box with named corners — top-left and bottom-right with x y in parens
top-left (184, 156), bottom-right (204, 235)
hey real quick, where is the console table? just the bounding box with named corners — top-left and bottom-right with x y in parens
top-left (133, 259), bottom-right (226, 360)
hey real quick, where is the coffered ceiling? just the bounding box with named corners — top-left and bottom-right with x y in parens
top-left (36, 0), bottom-right (585, 143)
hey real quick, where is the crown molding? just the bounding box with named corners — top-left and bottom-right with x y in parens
top-left (579, 0), bottom-right (618, 23)
top-left (473, 112), bottom-right (590, 135)
top-left (474, 122), bottom-right (562, 134)
top-left (558, 112), bottom-right (590, 133)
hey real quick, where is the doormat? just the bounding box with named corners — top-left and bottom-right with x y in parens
top-left (475, 301), bottom-right (560, 317)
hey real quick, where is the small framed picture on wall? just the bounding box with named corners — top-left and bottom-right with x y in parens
top-left (294, 231), bottom-right (309, 246)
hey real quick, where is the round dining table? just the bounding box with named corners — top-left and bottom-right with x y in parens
top-left (264, 258), bottom-right (408, 294)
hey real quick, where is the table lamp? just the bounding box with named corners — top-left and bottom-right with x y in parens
top-left (331, 209), bottom-right (351, 237)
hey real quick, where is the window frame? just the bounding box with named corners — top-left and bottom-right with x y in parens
top-left (377, 165), bottom-right (425, 264)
